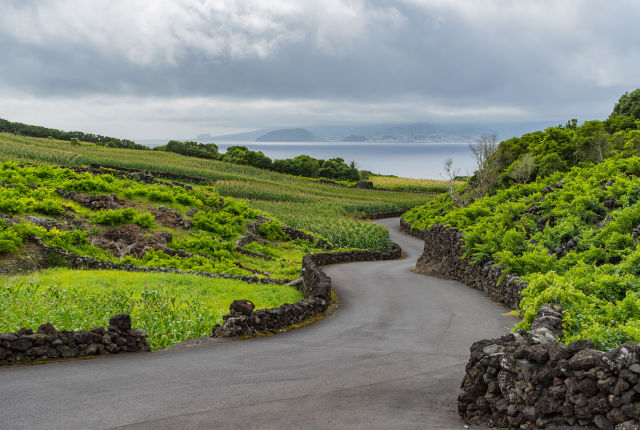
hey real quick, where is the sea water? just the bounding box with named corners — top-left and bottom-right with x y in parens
top-left (214, 141), bottom-right (475, 179)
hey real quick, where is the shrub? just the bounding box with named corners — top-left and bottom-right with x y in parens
top-left (133, 212), bottom-right (155, 229)
top-left (91, 208), bottom-right (137, 226)
top-left (258, 221), bottom-right (288, 241)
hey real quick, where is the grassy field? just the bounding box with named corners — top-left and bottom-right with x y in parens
top-left (0, 133), bottom-right (434, 250)
top-left (0, 269), bottom-right (303, 350)
top-left (369, 175), bottom-right (462, 192)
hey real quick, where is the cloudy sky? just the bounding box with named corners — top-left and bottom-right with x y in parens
top-left (1, 0), bottom-right (639, 139)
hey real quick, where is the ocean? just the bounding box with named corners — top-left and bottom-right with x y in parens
top-left (215, 141), bottom-right (476, 179)
top-left (139, 139), bottom-right (477, 179)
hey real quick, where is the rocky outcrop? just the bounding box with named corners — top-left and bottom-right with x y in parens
top-left (2, 215), bottom-right (65, 231)
top-left (151, 206), bottom-right (191, 229)
top-left (0, 314), bottom-right (149, 365)
top-left (56, 189), bottom-right (128, 210)
top-left (212, 244), bottom-right (402, 337)
top-left (401, 219), bottom-right (524, 309)
top-left (459, 307), bottom-right (640, 429)
top-left (90, 224), bottom-right (183, 259)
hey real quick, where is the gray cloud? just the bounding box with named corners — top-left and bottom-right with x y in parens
top-left (1, 0), bottom-right (639, 138)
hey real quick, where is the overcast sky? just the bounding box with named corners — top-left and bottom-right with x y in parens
top-left (1, 0), bottom-right (639, 139)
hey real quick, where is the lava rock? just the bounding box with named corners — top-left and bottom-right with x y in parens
top-left (109, 314), bottom-right (132, 331)
top-left (229, 300), bottom-right (256, 316)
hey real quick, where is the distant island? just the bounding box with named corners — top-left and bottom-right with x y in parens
top-left (255, 128), bottom-right (324, 142)
top-left (341, 134), bottom-right (367, 142)
top-left (204, 121), bottom-right (557, 143)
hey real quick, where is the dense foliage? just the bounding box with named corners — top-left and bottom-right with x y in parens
top-left (612, 89), bottom-right (640, 120)
top-left (157, 142), bottom-right (360, 181)
top-left (486, 116), bottom-right (640, 190)
top-left (155, 140), bottom-right (220, 160)
top-left (404, 156), bottom-right (640, 349)
top-left (218, 145), bottom-right (360, 181)
top-left (403, 89), bottom-right (640, 350)
top-left (0, 117), bottom-right (148, 150)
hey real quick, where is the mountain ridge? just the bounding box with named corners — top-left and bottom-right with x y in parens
top-left (204, 121), bottom-right (557, 143)
top-left (255, 128), bottom-right (324, 142)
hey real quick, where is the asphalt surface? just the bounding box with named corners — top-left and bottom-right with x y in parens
top-left (0, 218), bottom-right (514, 430)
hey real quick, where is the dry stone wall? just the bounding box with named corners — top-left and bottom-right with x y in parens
top-left (403, 218), bottom-right (640, 429)
top-left (400, 218), bottom-right (524, 309)
top-left (460, 312), bottom-right (640, 429)
top-left (0, 314), bottom-right (149, 366)
top-left (212, 244), bottom-right (402, 337)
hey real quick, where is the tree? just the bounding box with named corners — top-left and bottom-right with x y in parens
top-left (443, 158), bottom-right (462, 203)
top-left (576, 120), bottom-right (609, 163)
top-left (507, 153), bottom-right (536, 184)
top-left (611, 89), bottom-right (640, 120)
top-left (273, 155), bottom-right (319, 177)
top-left (469, 134), bottom-right (500, 197)
top-left (223, 146), bottom-right (272, 169)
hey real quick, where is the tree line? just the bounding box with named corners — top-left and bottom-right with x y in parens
top-left (0, 117), bottom-right (361, 181)
top-left (155, 141), bottom-right (361, 181)
top-left (0, 118), bottom-right (148, 150)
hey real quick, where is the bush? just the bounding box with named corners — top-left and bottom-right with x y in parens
top-left (91, 208), bottom-right (137, 226)
top-left (134, 212), bottom-right (155, 228)
top-left (258, 221), bottom-right (288, 241)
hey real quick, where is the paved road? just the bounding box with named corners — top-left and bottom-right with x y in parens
top-left (0, 218), bottom-right (513, 430)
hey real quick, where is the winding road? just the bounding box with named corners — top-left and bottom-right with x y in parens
top-left (0, 218), bottom-right (513, 429)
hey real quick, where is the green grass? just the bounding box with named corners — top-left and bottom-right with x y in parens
top-left (0, 133), bottom-right (433, 250)
top-left (0, 269), bottom-right (303, 350)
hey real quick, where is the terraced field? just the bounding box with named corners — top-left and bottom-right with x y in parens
top-left (0, 133), bottom-right (434, 250)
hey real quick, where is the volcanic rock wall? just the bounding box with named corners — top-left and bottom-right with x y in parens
top-left (460, 314), bottom-right (640, 429)
top-left (403, 218), bottom-right (640, 429)
top-left (400, 218), bottom-right (524, 310)
top-left (212, 244), bottom-right (402, 337)
top-left (0, 314), bottom-right (149, 366)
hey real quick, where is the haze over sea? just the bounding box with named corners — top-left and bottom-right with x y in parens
top-left (213, 141), bottom-right (475, 179)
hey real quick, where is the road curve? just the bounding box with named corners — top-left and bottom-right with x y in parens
top-left (0, 218), bottom-right (513, 430)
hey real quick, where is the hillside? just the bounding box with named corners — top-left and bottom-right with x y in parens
top-left (0, 132), bottom-right (432, 250)
top-left (210, 128), bottom-right (274, 142)
top-left (403, 89), bottom-right (640, 350)
top-left (255, 128), bottom-right (324, 142)
top-left (0, 162), bottom-right (326, 349)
